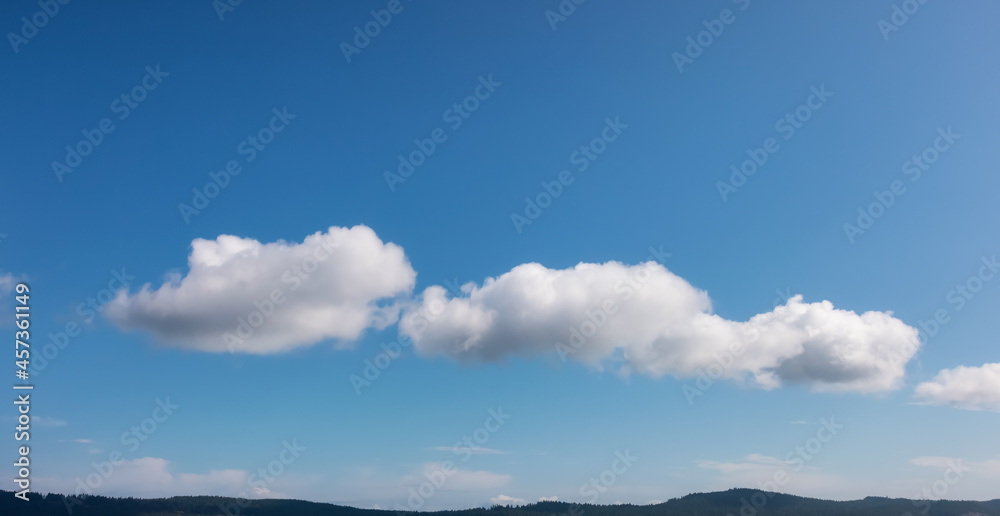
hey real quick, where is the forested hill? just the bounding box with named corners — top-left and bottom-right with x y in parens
top-left (3, 488), bottom-right (1000, 516)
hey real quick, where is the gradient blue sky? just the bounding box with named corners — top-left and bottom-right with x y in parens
top-left (2, 0), bottom-right (999, 509)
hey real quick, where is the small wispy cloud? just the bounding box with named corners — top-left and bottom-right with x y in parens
top-left (0, 273), bottom-right (15, 294)
top-left (32, 416), bottom-right (67, 427)
top-left (697, 453), bottom-right (788, 474)
top-left (59, 438), bottom-right (93, 443)
top-left (491, 494), bottom-right (526, 506)
top-left (429, 446), bottom-right (510, 455)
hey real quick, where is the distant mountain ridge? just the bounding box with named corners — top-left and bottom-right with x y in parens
top-left (3, 488), bottom-right (1000, 516)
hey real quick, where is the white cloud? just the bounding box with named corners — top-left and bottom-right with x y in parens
top-left (101, 227), bottom-right (920, 395)
top-left (538, 496), bottom-right (559, 502)
top-left (400, 261), bottom-right (919, 393)
top-left (913, 362), bottom-right (1000, 412)
top-left (491, 494), bottom-right (526, 506)
top-left (105, 225), bottom-right (416, 354)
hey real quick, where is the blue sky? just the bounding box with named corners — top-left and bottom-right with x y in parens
top-left (3, 0), bottom-right (1000, 509)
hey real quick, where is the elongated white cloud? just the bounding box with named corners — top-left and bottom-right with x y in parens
top-left (105, 225), bottom-right (415, 354)
top-left (36, 457), bottom-right (251, 499)
top-left (401, 463), bottom-right (511, 491)
top-left (31, 415), bottom-right (68, 427)
top-left (491, 494), bottom-right (527, 506)
top-left (429, 446), bottom-right (509, 455)
top-left (696, 453), bottom-right (861, 499)
top-left (400, 261), bottom-right (919, 392)
top-left (913, 363), bottom-right (1000, 412)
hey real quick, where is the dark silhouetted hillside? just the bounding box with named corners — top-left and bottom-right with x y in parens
top-left (3, 488), bottom-right (999, 516)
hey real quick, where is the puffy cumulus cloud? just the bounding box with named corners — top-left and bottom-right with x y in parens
top-left (400, 261), bottom-right (919, 393)
top-left (913, 363), bottom-right (1000, 412)
top-left (105, 225), bottom-right (415, 354)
